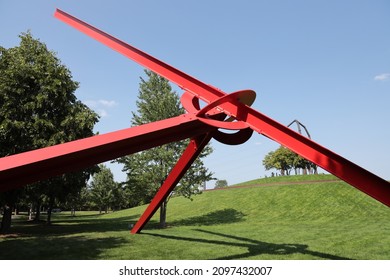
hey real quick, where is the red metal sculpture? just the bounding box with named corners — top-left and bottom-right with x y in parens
top-left (1, 9), bottom-right (389, 234)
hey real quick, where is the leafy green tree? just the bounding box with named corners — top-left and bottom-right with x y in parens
top-left (262, 150), bottom-right (276, 172)
top-left (0, 32), bottom-right (98, 232)
top-left (89, 164), bottom-right (117, 214)
top-left (117, 70), bottom-right (213, 228)
top-left (111, 182), bottom-right (131, 211)
top-left (276, 146), bottom-right (296, 175)
top-left (262, 146), bottom-right (316, 176)
top-left (215, 180), bottom-right (228, 189)
top-left (61, 184), bottom-right (90, 216)
top-left (118, 154), bottom-right (152, 208)
top-left (292, 153), bottom-right (317, 175)
top-left (44, 169), bottom-right (95, 224)
top-left (263, 146), bottom-right (295, 175)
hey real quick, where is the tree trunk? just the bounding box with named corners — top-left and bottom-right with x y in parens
top-left (159, 199), bottom-right (167, 228)
top-left (1, 191), bottom-right (18, 233)
top-left (28, 204), bottom-right (33, 220)
top-left (34, 200), bottom-right (41, 222)
top-left (47, 208), bottom-right (52, 225)
top-left (0, 204), bottom-right (13, 233)
top-left (47, 196), bottom-right (55, 225)
top-left (14, 204), bottom-right (19, 215)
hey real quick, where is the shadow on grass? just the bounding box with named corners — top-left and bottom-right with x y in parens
top-left (5, 208), bottom-right (244, 236)
top-left (0, 235), bottom-right (126, 259)
top-left (171, 208), bottom-right (245, 227)
top-left (144, 229), bottom-right (352, 260)
top-left (138, 208), bottom-right (246, 231)
top-left (2, 214), bottom-right (140, 237)
top-left (0, 214), bottom-right (139, 259)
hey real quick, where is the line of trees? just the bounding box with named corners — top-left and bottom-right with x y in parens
top-left (0, 164), bottom-right (129, 221)
top-left (60, 164), bottom-right (131, 215)
top-left (262, 146), bottom-right (317, 176)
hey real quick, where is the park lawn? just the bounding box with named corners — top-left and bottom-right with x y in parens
top-left (232, 173), bottom-right (340, 186)
top-left (1, 175), bottom-right (390, 260)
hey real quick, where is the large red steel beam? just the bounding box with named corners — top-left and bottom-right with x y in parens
top-left (0, 115), bottom-right (216, 191)
top-left (53, 9), bottom-right (390, 209)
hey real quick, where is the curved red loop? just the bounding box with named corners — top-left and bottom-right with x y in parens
top-left (196, 117), bottom-right (249, 130)
top-left (181, 91), bottom-right (200, 114)
top-left (196, 90), bottom-right (256, 118)
top-left (212, 127), bottom-right (254, 145)
top-left (181, 90), bottom-right (256, 131)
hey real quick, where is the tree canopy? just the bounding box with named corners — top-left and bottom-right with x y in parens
top-left (89, 164), bottom-right (120, 214)
top-left (262, 146), bottom-right (317, 176)
top-left (215, 180), bottom-right (228, 189)
top-left (0, 32), bottom-right (99, 231)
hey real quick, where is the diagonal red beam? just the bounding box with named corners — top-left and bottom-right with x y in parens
top-left (234, 102), bottom-right (390, 207)
top-left (54, 9), bottom-right (390, 207)
top-left (0, 115), bottom-right (215, 192)
top-left (131, 133), bottom-right (213, 234)
top-left (54, 9), bottom-right (225, 105)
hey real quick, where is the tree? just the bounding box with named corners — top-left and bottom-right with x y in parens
top-left (263, 146), bottom-right (294, 176)
top-left (44, 168), bottom-right (95, 224)
top-left (0, 32), bottom-right (98, 232)
top-left (117, 70), bottom-right (213, 228)
top-left (292, 153), bottom-right (318, 175)
top-left (262, 146), bottom-right (295, 175)
top-left (215, 180), bottom-right (228, 189)
top-left (118, 154), bottom-right (152, 208)
top-left (89, 164), bottom-right (117, 214)
top-left (262, 146), bottom-right (316, 176)
top-left (62, 184), bottom-right (90, 216)
top-left (111, 182), bottom-right (131, 211)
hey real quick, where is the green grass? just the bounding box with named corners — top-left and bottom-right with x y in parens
top-left (232, 173), bottom-right (339, 186)
top-left (1, 174), bottom-right (390, 260)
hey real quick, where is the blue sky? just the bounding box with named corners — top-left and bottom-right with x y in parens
top-left (1, 1), bottom-right (389, 188)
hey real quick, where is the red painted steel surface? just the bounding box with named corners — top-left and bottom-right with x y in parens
top-left (131, 134), bottom-right (213, 233)
top-left (0, 115), bottom-right (218, 191)
top-left (0, 9), bottom-right (389, 234)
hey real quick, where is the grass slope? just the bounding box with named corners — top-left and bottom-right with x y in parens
top-left (1, 174), bottom-right (390, 260)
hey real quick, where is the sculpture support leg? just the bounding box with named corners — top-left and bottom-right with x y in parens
top-left (131, 133), bottom-right (212, 234)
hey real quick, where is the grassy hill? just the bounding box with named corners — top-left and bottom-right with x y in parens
top-left (1, 174), bottom-right (390, 259)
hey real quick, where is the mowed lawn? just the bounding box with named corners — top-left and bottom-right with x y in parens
top-left (1, 175), bottom-right (390, 260)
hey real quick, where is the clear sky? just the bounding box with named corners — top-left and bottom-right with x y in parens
top-left (1, 0), bottom-right (389, 188)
